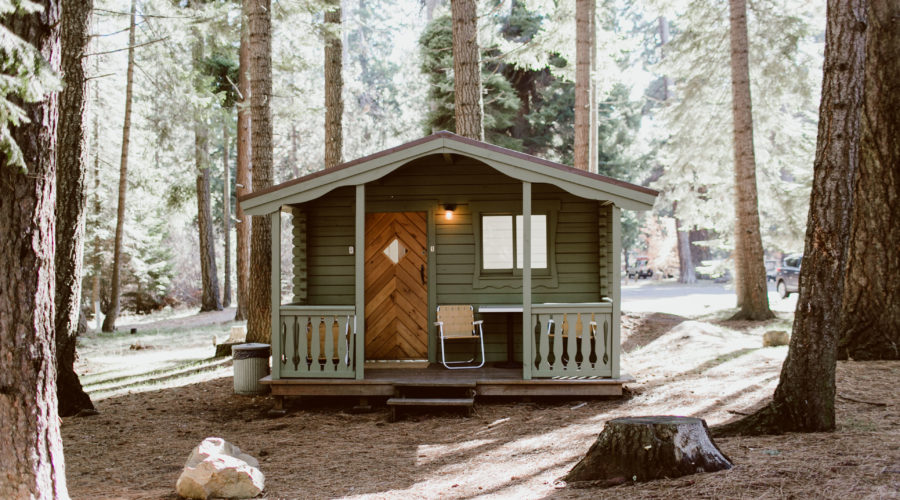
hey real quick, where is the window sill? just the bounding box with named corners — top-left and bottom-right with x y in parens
top-left (472, 273), bottom-right (558, 290)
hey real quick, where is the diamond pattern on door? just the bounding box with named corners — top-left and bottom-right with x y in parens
top-left (364, 212), bottom-right (428, 360)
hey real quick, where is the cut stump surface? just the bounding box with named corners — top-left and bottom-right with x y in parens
top-left (565, 416), bottom-right (733, 485)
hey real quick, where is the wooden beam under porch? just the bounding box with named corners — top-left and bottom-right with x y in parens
top-left (260, 365), bottom-right (634, 398)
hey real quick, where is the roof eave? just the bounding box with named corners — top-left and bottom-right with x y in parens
top-left (240, 133), bottom-right (658, 215)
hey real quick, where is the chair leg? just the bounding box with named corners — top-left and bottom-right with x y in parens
top-left (441, 337), bottom-right (485, 370)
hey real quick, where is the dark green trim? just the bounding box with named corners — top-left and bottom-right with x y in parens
top-left (354, 185), bottom-right (365, 380)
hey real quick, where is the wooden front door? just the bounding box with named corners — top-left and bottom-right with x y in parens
top-left (364, 212), bottom-right (428, 360)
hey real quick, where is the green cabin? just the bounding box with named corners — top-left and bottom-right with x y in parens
top-left (240, 132), bottom-right (658, 400)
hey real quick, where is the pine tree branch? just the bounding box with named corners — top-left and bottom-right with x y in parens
top-left (83, 36), bottom-right (169, 57)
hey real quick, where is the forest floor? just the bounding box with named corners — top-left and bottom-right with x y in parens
top-left (64, 284), bottom-right (899, 499)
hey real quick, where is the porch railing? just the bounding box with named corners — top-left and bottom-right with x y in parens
top-left (530, 302), bottom-right (613, 378)
top-left (277, 305), bottom-right (356, 379)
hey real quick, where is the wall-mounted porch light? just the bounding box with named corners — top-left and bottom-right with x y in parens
top-left (443, 204), bottom-right (457, 221)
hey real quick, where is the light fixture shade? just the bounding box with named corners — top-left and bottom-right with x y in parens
top-left (442, 203), bottom-right (457, 221)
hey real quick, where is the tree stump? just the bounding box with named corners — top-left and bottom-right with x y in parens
top-left (565, 416), bottom-right (733, 485)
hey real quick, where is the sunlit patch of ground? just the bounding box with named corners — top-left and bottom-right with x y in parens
top-left (63, 291), bottom-right (898, 499)
top-left (76, 309), bottom-right (243, 400)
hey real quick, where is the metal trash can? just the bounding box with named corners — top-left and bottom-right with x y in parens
top-left (232, 343), bottom-right (271, 395)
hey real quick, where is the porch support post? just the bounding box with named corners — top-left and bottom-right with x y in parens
top-left (354, 184), bottom-right (366, 380)
top-left (270, 210), bottom-right (281, 380)
top-left (611, 205), bottom-right (621, 378)
top-left (522, 182), bottom-right (532, 380)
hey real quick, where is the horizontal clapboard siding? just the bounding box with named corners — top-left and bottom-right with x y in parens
top-left (304, 186), bottom-right (355, 305)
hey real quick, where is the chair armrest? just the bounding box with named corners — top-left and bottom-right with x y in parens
top-left (472, 320), bottom-right (483, 325)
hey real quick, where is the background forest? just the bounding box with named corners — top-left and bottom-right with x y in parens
top-left (82, 0), bottom-right (823, 317)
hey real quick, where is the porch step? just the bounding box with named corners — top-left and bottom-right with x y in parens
top-left (386, 397), bottom-right (474, 407)
top-left (387, 383), bottom-right (476, 421)
top-left (392, 381), bottom-right (476, 388)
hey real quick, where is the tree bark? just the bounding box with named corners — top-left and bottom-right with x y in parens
top-left (714, 0), bottom-right (865, 436)
top-left (56, 0), bottom-right (95, 417)
top-left (574, 0), bottom-right (594, 170)
top-left (727, 0), bottom-right (774, 320)
top-left (223, 119), bottom-right (232, 308)
top-left (102, 0), bottom-right (137, 332)
top-left (235, 0), bottom-right (252, 322)
top-left (0, 2), bottom-right (68, 497)
top-left (450, 0), bottom-right (483, 141)
top-left (565, 417), bottom-right (732, 484)
top-left (193, 31), bottom-right (222, 313)
top-left (324, 1), bottom-right (343, 169)
top-left (246, 0), bottom-right (274, 344)
top-left (837, 0), bottom-right (900, 361)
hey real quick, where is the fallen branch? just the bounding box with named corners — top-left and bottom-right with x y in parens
top-left (837, 394), bottom-right (888, 407)
top-left (727, 409), bottom-right (751, 416)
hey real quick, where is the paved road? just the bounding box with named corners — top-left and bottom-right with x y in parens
top-left (621, 279), bottom-right (798, 316)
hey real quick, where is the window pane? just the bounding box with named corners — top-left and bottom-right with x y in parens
top-left (482, 216), bottom-right (513, 269)
top-left (516, 215), bottom-right (547, 269)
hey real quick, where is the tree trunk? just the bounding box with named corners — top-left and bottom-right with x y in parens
top-left (565, 417), bottom-right (732, 485)
top-left (676, 218), bottom-right (696, 284)
top-left (714, 0), bottom-right (865, 436)
top-left (56, 0), bottom-right (95, 417)
top-left (727, 0), bottom-right (773, 321)
top-left (0, 2), bottom-right (68, 496)
top-left (588, 0), bottom-right (597, 173)
top-left (450, 0), bottom-right (483, 141)
top-left (90, 67), bottom-right (102, 329)
top-left (661, 16), bottom-right (695, 284)
top-left (324, 1), bottom-right (343, 169)
top-left (223, 119), bottom-right (232, 308)
top-left (235, 0), bottom-right (252, 322)
top-left (102, 0), bottom-right (137, 332)
top-left (196, 166), bottom-right (222, 311)
top-left (289, 123), bottom-right (300, 177)
top-left (574, 0), bottom-right (594, 171)
top-left (193, 31), bottom-right (222, 313)
top-left (246, 0), bottom-right (274, 344)
top-left (658, 16), bottom-right (674, 100)
top-left (837, 0), bottom-right (900, 361)
top-left (690, 229), bottom-right (712, 266)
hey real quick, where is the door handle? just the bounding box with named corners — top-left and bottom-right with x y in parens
top-left (420, 264), bottom-right (426, 285)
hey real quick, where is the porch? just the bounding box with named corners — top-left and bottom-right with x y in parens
top-left (269, 301), bottom-right (623, 383)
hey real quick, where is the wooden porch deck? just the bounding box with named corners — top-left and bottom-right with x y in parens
top-left (261, 364), bottom-right (634, 398)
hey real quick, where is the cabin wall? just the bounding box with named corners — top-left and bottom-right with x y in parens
top-left (301, 186), bottom-right (356, 305)
top-left (294, 156), bottom-right (611, 363)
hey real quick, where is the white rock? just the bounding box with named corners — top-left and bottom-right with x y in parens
top-left (176, 437), bottom-right (264, 499)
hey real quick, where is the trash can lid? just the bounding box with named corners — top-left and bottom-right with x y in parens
top-left (232, 343), bottom-right (271, 359)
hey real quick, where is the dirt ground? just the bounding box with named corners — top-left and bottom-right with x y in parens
top-left (63, 311), bottom-right (900, 499)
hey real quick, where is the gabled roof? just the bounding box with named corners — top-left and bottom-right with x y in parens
top-left (240, 131), bottom-right (658, 215)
